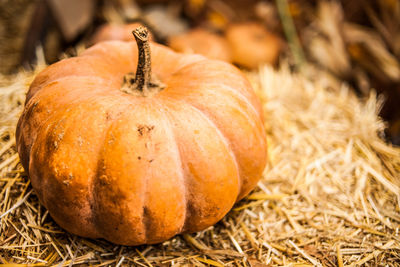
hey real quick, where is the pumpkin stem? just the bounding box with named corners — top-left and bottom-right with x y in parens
top-left (132, 26), bottom-right (151, 94)
top-left (122, 26), bottom-right (164, 96)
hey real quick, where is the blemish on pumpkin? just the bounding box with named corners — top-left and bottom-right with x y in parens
top-left (58, 132), bottom-right (64, 141)
top-left (77, 136), bottom-right (83, 147)
top-left (143, 206), bottom-right (150, 216)
top-left (105, 111), bottom-right (113, 121)
top-left (123, 72), bottom-right (136, 85)
top-left (137, 125), bottom-right (155, 136)
top-left (99, 175), bottom-right (111, 186)
top-left (108, 133), bottom-right (116, 145)
top-left (32, 101), bottom-right (40, 109)
top-left (138, 156), bottom-right (142, 160)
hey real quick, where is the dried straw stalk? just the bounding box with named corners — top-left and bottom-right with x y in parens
top-left (0, 62), bottom-right (399, 266)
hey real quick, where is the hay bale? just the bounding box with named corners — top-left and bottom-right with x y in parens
top-left (0, 63), bottom-right (399, 266)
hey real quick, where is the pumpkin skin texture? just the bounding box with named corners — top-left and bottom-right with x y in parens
top-left (168, 28), bottom-right (232, 62)
top-left (16, 34), bottom-right (267, 245)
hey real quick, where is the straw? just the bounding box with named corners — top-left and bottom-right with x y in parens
top-left (0, 61), bottom-right (399, 265)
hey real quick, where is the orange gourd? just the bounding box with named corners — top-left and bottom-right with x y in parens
top-left (16, 27), bottom-right (267, 245)
top-left (226, 22), bottom-right (281, 69)
top-left (168, 28), bottom-right (231, 62)
top-left (88, 22), bottom-right (153, 46)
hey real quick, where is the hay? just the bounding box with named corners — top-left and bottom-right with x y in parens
top-left (0, 62), bottom-right (399, 266)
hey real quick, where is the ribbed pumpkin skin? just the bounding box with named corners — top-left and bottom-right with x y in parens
top-left (16, 40), bottom-right (267, 245)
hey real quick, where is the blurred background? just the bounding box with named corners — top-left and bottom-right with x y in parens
top-left (1, 0), bottom-right (400, 144)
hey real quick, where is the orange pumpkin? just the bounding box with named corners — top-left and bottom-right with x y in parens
top-left (225, 22), bottom-right (282, 69)
top-left (168, 28), bottom-right (231, 62)
top-left (16, 27), bottom-right (267, 245)
top-left (88, 22), bottom-right (153, 46)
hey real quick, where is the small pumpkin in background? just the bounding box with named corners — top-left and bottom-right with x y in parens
top-left (226, 22), bottom-right (282, 69)
top-left (167, 28), bottom-right (231, 62)
top-left (16, 27), bottom-right (267, 245)
top-left (88, 22), bottom-right (154, 46)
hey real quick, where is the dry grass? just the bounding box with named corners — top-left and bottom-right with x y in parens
top-left (0, 62), bottom-right (399, 266)
top-left (303, 1), bottom-right (400, 96)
